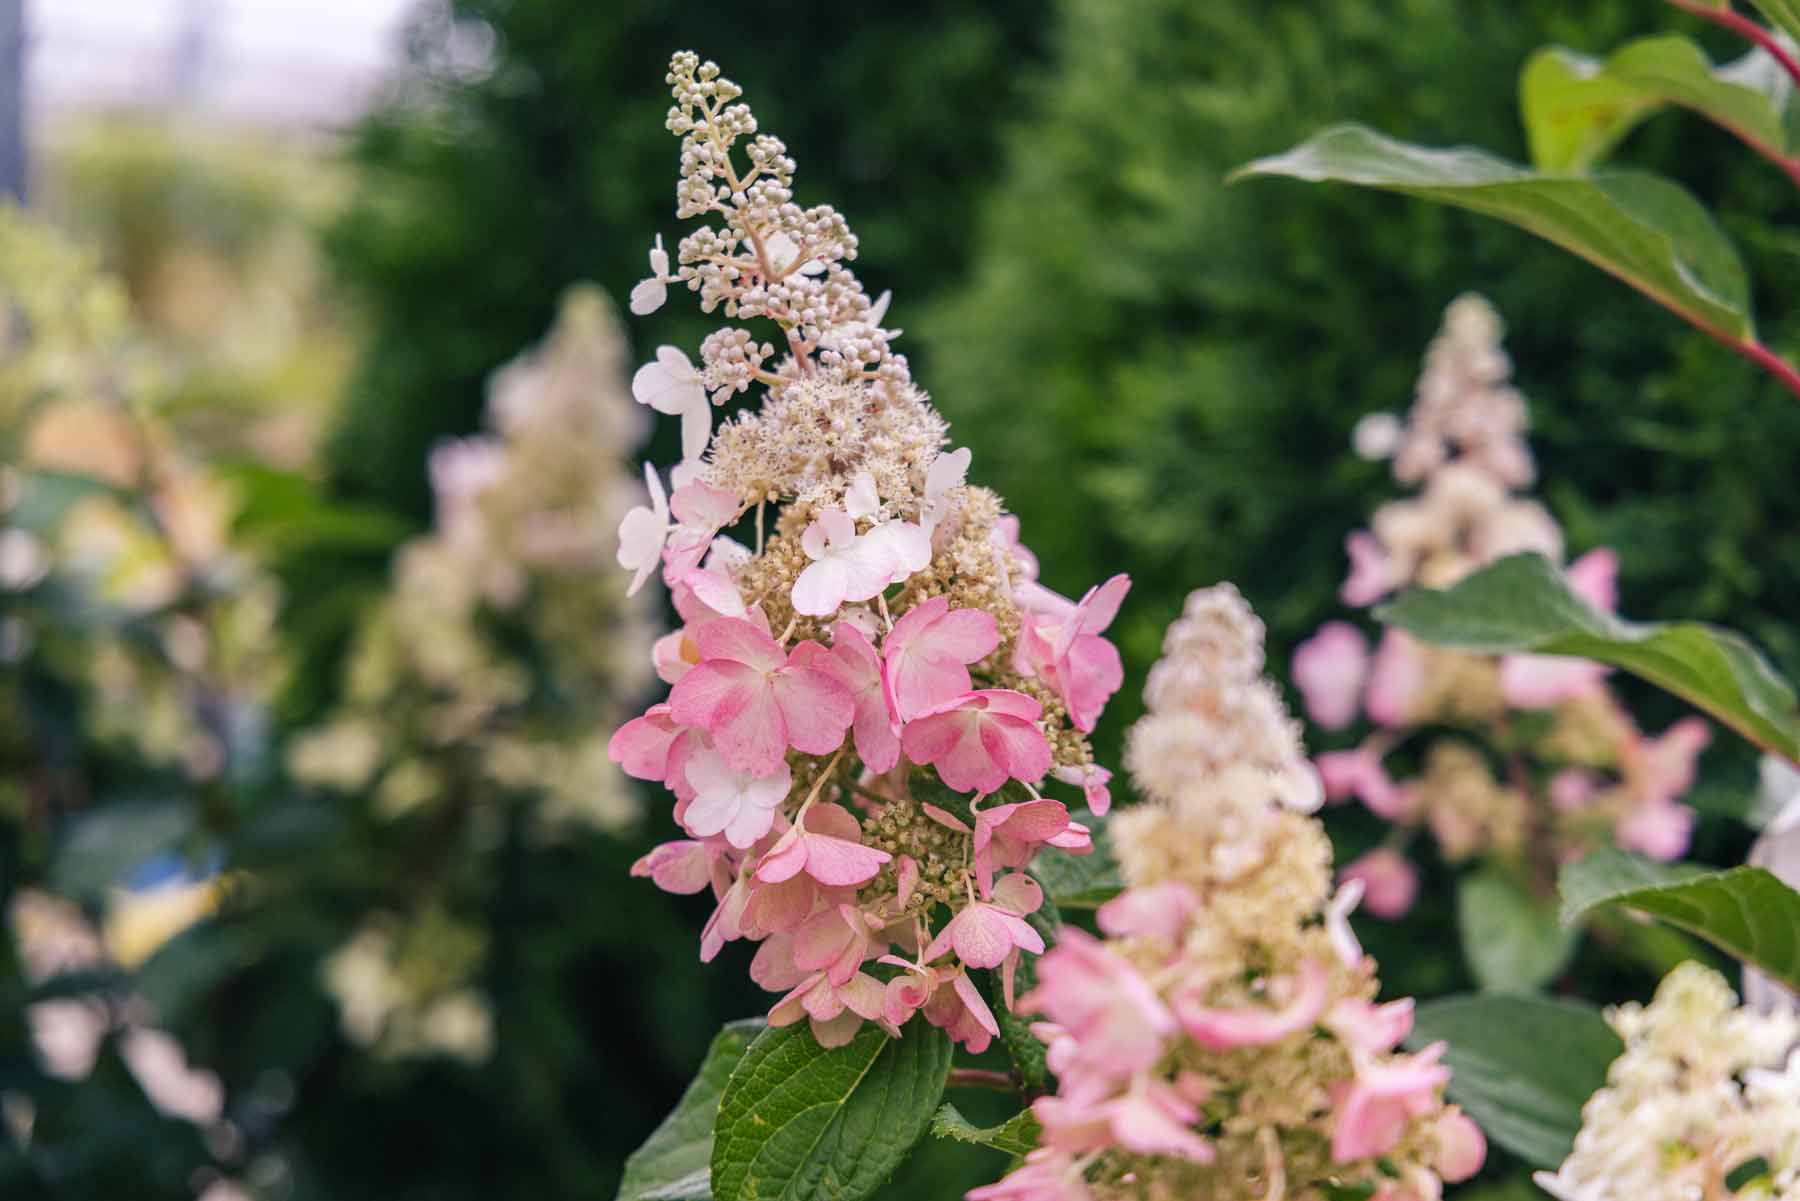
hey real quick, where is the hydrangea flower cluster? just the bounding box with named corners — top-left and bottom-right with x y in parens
top-left (972, 585), bottom-right (1484, 1201)
top-left (615, 52), bottom-right (1125, 1050)
top-left (1292, 295), bottom-right (1708, 917)
top-left (290, 286), bottom-right (657, 831)
top-left (1535, 961), bottom-right (1800, 1201)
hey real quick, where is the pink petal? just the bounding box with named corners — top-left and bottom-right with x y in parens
top-left (952, 970), bottom-right (1000, 1038)
top-left (1341, 530), bottom-right (1392, 607)
top-left (801, 833), bottom-right (891, 887)
top-left (1074, 574), bottom-right (1130, 638)
top-left (991, 872), bottom-right (1044, 916)
top-left (1060, 635), bottom-right (1123, 732)
top-left (670, 660), bottom-right (785, 775)
top-left (693, 617), bottom-right (786, 672)
top-left (981, 712), bottom-right (1052, 787)
top-left (1293, 622), bottom-right (1371, 730)
top-left (1364, 629), bottom-right (1423, 727)
top-left (671, 481), bottom-right (739, 529)
top-left (1176, 958), bottom-right (1330, 1050)
top-left (607, 705), bottom-right (680, 781)
top-left (630, 841), bottom-right (713, 894)
top-left (1567, 547), bottom-right (1619, 612)
top-left (1326, 997), bottom-right (1415, 1055)
top-left (771, 659), bottom-right (855, 756)
top-left (1097, 882), bottom-right (1196, 943)
top-left (1340, 849), bottom-right (1420, 919)
top-left (754, 825), bottom-right (809, 884)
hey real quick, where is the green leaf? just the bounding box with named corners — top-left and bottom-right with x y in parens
top-left (711, 1019), bottom-right (952, 1201)
top-left (1376, 552), bottom-right (1800, 760)
top-left (1559, 848), bottom-right (1800, 990)
top-left (616, 1019), bottom-right (765, 1201)
top-left (929, 1103), bottom-right (1040, 1159)
top-left (1522, 37), bottom-right (1788, 172)
top-left (1521, 47), bottom-right (1663, 171)
top-left (1745, 0), bottom-right (1800, 50)
top-left (1457, 868), bottom-right (1580, 993)
top-left (1028, 813), bottom-right (1121, 909)
top-left (51, 799), bottom-right (195, 904)
top-left (1408, 993), bottom-right (1621, 1169)
top-left (1233, 124), bottom-right (1754, 340)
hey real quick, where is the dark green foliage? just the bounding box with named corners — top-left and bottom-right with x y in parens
top-left (923, 0), bottom-right (1800, 783)
top-left (326, 0), bottom-right (1052, 521)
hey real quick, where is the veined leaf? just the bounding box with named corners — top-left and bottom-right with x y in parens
top-left (929, 1103), bottom-right (1040, 1159)
top-left (1408, 994), bottom-right (1621, 1169)
top-left (1233, 124), bottom-right (1754, 340)
top-left (617, 1019), bottom-right (764, 1201)
top-left (711, 1019), bottom-right (951, 1201)
top-left (1559, 848), bottom-right (1800, 990)
top-left (1376, 553), bottom-right (1800, 761)
top-left (1523, 37), bottom-right (1789, 172)
top-left (1457, 868), bottom-right (1580, 993)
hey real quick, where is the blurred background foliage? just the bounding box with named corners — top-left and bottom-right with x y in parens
top-left (4, 0), bottom-right (1798, 1198)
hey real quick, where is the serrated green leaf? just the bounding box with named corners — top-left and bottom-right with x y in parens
top-left (1233, 124), bottom-right (1754, 340)
top-left (1376, 553), bottom-right (1800, 760)
top-left (618, 1019), bottom-right (765, 1201)
top-left (1408, 994), bottom-right (1620, 1169)
top-left (1027, 813), bottom-right (1121, 909)
top-left (1523, 37), bottom-right (1789, 172)
top-left (929, 1103), bottom-right (1040, 1159)
top-left (711, 1019), bottom-right (952, 1201)
top-left (1559, 848), bottom-right (1800, 989)
top-left (1457, 868), bottom-right (1580, 993)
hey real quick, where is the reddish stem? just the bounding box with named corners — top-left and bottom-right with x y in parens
top-left (947, 1068), bottom-right (1017, 1092)
top-left (1669, 0), bottom-right (1800, 90)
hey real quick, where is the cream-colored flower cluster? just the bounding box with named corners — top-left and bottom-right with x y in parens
top-left (983, 586), bottom-right (1481, 1201)
top-left (289, 286), bottom-right (657, 830)
top-left (1536, 961), bottom-right (1800, 1201)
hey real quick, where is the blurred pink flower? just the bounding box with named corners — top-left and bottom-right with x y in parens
top-left (1341, 530), bottom-right (1393, 606)
top-left (1340, 848), bottom-right (1421, 919)
top-left (1175, 958), bottom-right (1330, 1050)
top-left (1294, 621), bottom-right (1371, 729)
top-left (1332, 1042), bottom-right (1452, 1162)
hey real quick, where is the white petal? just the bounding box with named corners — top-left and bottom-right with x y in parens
top-left (792, 558), bottom-right (850, 617)
top-left (644, 462), bottom-right (668, 522)
top-left (866, 290), bottom-right (891, 327)
top-left (925, 447), bottom-right (971, 503)
top-left (845, 471), bottom-right (880, 519)
top-left (656, 345), bottom-right (695, 377)
top-left (680, 403), bottom-right (712, 462)
top-left (629, 277), bottom-right (667, 316)
top-left (633, 360), bottom-right (706, 416)
top-left (649, 233), bottom-right (669, 276)
top-left (617, 506), bottom-right (668, 570)
top-left (671, 459), bottom-right (706, 490)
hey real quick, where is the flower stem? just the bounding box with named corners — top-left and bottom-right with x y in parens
top-left (947, 1068), bottom-right (1016, 1092)
top-left (1668, 0), bottom-right (1800, 91)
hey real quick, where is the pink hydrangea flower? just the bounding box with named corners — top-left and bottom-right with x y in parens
top-left (1341, 530), bottom-right (1393, 606)
top-left (1014, 574), bottom-right (1131, 733)
top-left (1332, 1042), bottom-right (1452, 1162)
top-left (1433, 1109), bottom-right (1487, 1182)
top-left (1022, 928), bottom-right (1175, 1084)
top-left (901, 690), bottom-right (1053, 795)
top-left (882, 596), bottom-right (1001, 722)
top-left (1035, 1079), bottom-right (1213, 1163)
top-left (756, 802), bottom-right (892, 887)
top-left (768, 968), bottom-right (888, 1048)
top-left (629, 840), bottom-right (718, 895)
top-left (1326, 997), bottom-right (1415, 1055)
top-left (1174, 958), bottom-right (1330, 1050)
top-left (1294, 621), bottom-right (1371, 730)
top-left (1364, 629), bottom-right (1424, 727)
top-left (1615, 799), bottom-right (1696, 861)
top-left (668, 618), bottom-right (853, 776)
top-left (1316, 747), bottom-right (1408, 820)
top-left (792, 622), bottom-right (900, 773)
top-left (1340, 848), bottom-right (1421, 919)
top-left (923, 874), bottom-right (1046, 972)
top-left (1050, 763), bottom-right (1112, 815)
top-left (1096, 881), bottom-right (1197, 945)
top-left (923, 968), bottom-right (1000, 1053)
top-left (972, 800), bottom-right (1078, 896)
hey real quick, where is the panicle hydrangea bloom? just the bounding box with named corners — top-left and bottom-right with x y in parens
top-left (616, 53), bottom-right (1126, 1050)
top-left (972, 585), bottom-right (1482, 1201)
top-left (1295, 296), bottom-right (1708, 918)
top-left (290, 286), bottom-right (658, 830)
top-left (1535, 961), bottom-right (1800, 1201)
